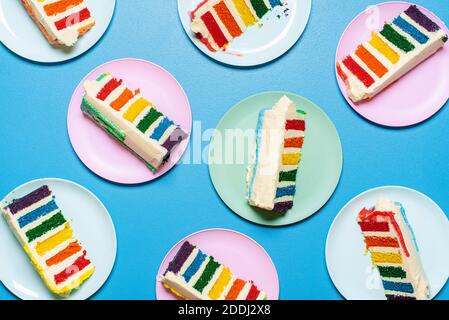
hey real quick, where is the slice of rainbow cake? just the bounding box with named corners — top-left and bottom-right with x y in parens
top-left (357, 199), bottom-right (429, 300)
top-left (161, 241), bottom-right (267, 300)
top-left (191, 0), bottom-right (284, 51)
top-left (247, 96), bottom-right (306, 213)
top-left (82, 72), bottom-right (188, 172)
top-left (21, 0), bottom-right (95, 46)
top-left (1, 185), bottom-right (94, 297)
top-left (337, 5), bottom-right (447, 102)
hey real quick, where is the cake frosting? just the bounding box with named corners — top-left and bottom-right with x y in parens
top-left (21, 0), bottom-right (95, 46)
top-left (246, 96), bottom-right (306, 213)
top-left (1, 185), bottom-right (95, 297)
top-left (337, 5), bottom-right (447, 103)
top-left (357, 198), bottom-right (429, 300)
top-left (82, 72), bottom-right (188, 172)
top-left (191, 0), bottom-right (284, 51)
top-left (161, 241), bottom-right (267, 300)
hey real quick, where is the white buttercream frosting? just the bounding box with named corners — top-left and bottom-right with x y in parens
top-left (247, 96), bottom-right (297, 211)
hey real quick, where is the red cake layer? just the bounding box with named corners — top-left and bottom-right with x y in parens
top-left (246, 284), bottom-right (261, 300)
top-left (358, 221), bottom-right (390, 232)
top-left (201, 11), bottom-right (228, 48)
top-left (54, 7), bottom-right (91, 31)
top-left (358, 208), bottom-right (410, 257)
top-left (96, 78), bottom-right (122, 101)
top-left (342, 56), bottom-right (375, 88)
top-left (54, 251), bottom-right (91, 285)
top-left (285, 120), bottom-right (305, 131)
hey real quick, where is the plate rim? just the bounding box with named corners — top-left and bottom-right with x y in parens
top-left (334, 0), bottom-right (449, 127)
top-left (155, 227), bottom-right (280, 300)
top-left (208, 90), bottom-right (343, 227)
top-left (0, 0), bottom-right (117, 64)
top-left (66, 57), bottom-right (193, 184)
top-left (325, 184), bottom-right (449, 300)
top-left (0, 177), bottom-right (117, 300)
top-left (177, 0), bottom-right (312, 67)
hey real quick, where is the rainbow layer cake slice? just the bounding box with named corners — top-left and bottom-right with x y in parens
top-left (161, 241), bottom-right (267, 300)
top-left (337, 5), bottom-right (447, 102)
top-left (246, 96), bottom-right (306, 213)
top-left (1, 185), bottom-right (95, 297)
top-left (82, 72), bottom-right (188, 172)
top-left (357, 198), bottom-right (429, 300)
top-left (21, 0), bottom-right (95, 46)
top-left (191, 0), bottom-right (284, 51)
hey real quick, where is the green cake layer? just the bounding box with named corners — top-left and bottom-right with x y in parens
top-left (250, 0), bottom-right (269, 18)
top-left (380, 24), bottom-right (415, 52)
top-left (81, 97), bottom-right (157, 172)
top-left (25, 211), bottom-right (66, 242)
top-left (193, 258), bottom-right (220, 293)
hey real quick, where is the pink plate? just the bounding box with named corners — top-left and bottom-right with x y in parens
top-left (67, 58), bottom-right (192, 184)
top-left (335, 1), bottom-right (449, 127)
top-left (155, 229), bottom-right (279, 300)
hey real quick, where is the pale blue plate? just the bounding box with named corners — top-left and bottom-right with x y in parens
top-left (208, 91), bottom-right (343, 226)
top-left (178, 0), bottom-right (312, 66)
top-left (0, 0), bottom-right (115, 63)
top-left (326, 186), bottom-right (449, 300)
top-left (0, 178), bottom-right (117, 300)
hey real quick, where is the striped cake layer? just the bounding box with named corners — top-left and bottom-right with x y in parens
top-left (273, 110), bottom-right (305, 213)
top-left (357, 199), bottom-right (429, 300)
top-left (191, 0), bottom-right (283, 51)
top-left (82, 72), bottom-right (188, 172)
top-left (1, 185), bottom-right (94, 297)
top-left (247, 96), bottom-right (306, 213)
top-left (337, 5), bottom-right (447, 102)
top-left (161, 241), bottom-right (267, 300)
top-left (22, 0), bottom-right (95, 46)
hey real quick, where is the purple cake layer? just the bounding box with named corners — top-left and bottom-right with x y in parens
top-left (273, 201), bottom-right (294, 213)
top-left (162, 128), bottom-right (188, 152)
top-left (165, 241), bottom-right (194, 275)
top-left (7, 185), bottom-right (51, 215)
top-left (386, 294), bottom-right (417, 301)
top-left (404, 5), bottom-right (440, 32)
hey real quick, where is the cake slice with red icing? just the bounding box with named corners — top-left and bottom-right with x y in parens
top-left (357, 198), bottom-right (429, 300)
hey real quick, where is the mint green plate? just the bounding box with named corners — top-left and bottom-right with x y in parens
top-left (208, 92), bottom-right (343, 226)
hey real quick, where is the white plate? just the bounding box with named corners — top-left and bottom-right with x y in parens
top-left (0, 178), bottom-right (117, 300)
top-left (178, 0), bottom-right (311, 66)
top-left (326, 186), bottom-right (449, 300)
top-left (0, 0), bottom-right (116, 63)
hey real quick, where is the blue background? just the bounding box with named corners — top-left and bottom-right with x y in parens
top-left (0, 0), bottom-right (448, 300)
